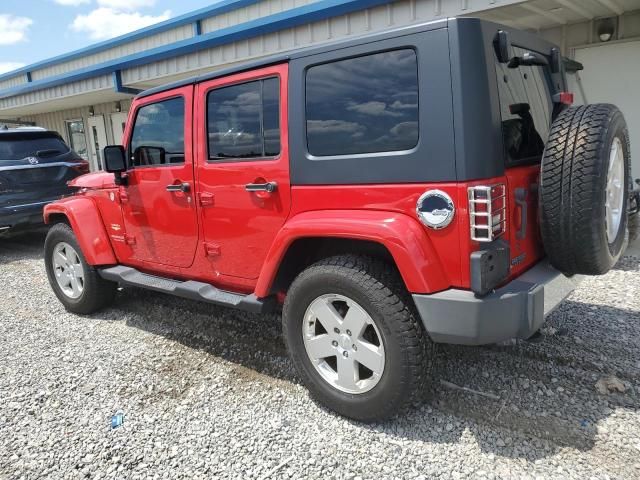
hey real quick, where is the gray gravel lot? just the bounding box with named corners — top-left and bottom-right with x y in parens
top-left (1, 231), bottom-right (640, 480)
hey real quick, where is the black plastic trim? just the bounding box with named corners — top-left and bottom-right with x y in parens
top-left (98, 265), bottom-right (276, 314)
top-left (470, 239), bottom-right (510, 296)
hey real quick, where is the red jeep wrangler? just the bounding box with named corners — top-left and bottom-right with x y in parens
top-left (43, 18), bottom-right (631, 421)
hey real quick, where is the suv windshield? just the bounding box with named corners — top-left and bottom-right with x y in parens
top-left (495, 46), bottom-right (553, 166)
top-left (0, 134), bottom-right (70, 161)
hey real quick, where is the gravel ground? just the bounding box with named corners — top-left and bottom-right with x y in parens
top-left (1, 231), bottom-right (640, 480)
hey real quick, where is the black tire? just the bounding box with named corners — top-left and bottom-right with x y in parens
top-left (282, 255), bottom-right (432, 422)
top-left (44, 222), bottom-right (117, 314)
top-left (629, 212), bottom-right (640, 244)
top-left (540, 104), bottom-right (630, 275)
top-left (629, 188), bottom-right (640, 244)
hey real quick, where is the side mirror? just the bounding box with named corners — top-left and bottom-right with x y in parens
top-left (104, 145), bottom-right (126, 173)
top-left (104, 145), bottom-right (127, 185)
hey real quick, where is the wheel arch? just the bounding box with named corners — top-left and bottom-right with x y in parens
top-left (254, 210), bottom-right (449, 298)
top-left (44, 197), bottom-right (117, 266)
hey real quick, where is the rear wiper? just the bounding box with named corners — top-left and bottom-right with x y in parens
top-left (35, 149), bottom-right (63, 158)
top-left (508, 52), bottom-right (549, 68)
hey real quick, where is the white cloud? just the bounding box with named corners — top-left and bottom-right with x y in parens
top-left (71, 7), bottom-right (171, 40)
top-left (0, 62), bottom-right (26, 75)
top-left (97, 0), bottom-right (157, 10)
top-left (54, 0), bottom-right (91, 6)
top-left (307, 120), bottom-right (366, 137)
top-left (0, 14), bottom-right (33, 45)
top-left (347, 101), bottom-right (402, 117)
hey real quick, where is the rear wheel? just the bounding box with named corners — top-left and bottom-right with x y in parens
top-left (45, 223), bottom-right (117, 314)
top-left (540, 104), bottom-right (630, 275)
top-left (282, 255), bottom-right (432, 422)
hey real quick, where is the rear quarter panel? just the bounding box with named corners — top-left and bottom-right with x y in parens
top-left (254, 184), bottom-right (465, 297)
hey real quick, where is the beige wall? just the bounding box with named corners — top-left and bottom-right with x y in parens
top-left (21, 98), bottom-right (133, 147)
top-left (538, 10), bottom-right (640, 54)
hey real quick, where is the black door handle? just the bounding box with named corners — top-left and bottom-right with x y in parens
top-left (245, 182), bottom-right (277, 193)
top-left (166, 182), bottom-right (190, 193)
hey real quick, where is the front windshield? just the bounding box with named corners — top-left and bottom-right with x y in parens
top-left (0, 135), bottom-right (70, 161)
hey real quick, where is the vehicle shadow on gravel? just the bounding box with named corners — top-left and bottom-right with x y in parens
top-left (0, 230), bottom-right (47, 264)
top-left (415, 296), bottom-right (640, 459)
top-left (99, 278), bottom-right (640, 461)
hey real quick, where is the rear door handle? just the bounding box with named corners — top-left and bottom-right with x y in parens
top-left (245, 182), bottom-right (277, 193)
top-left (166, 182), bottom-right (190, 193)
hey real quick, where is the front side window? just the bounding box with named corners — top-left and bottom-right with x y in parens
top-left (130, 97), bottom-right (185, 167)
top-left (207, 77), bottom-right (280, 160)
top-left (305, 49), bottom-right (419, 157)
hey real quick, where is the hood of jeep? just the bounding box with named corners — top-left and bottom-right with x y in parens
top-left (68, 171), bottom-right (116, 190)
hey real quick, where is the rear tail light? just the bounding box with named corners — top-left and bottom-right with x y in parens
top-left (468, 184), bottom-right (506, 242)
top-left (553, 91), bottom-right (574, 105)
top-left (71, 161), bottom-right (90, 174)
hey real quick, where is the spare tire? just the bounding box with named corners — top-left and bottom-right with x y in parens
top-left (540, 104), bottom-right (630, 275)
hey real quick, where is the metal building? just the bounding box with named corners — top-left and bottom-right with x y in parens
top-left (0, 0), bottom-right (639, 174)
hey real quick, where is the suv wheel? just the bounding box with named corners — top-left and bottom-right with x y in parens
top-left (540, 104), bottom-right (630, 275)
top-left (44, 223), bottom-right (117, 314)
top-left (282, 255), bottom-right (431, 422)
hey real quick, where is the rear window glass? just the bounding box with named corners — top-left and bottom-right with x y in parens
top-left (0, 135), bottom-right (70, 161)
top-left (495, 46), bottom-right (553, 166)
top-left (207, 77), bottom-right (280, 160)
top-left (305, 49), bottom-right (419, 157)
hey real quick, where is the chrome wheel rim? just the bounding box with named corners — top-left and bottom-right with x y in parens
top-left (302, 294), bottom-right (385, 394)
top-left (605, 137), bottom-right (625, 244)
top-left (52, 242), bottom-right (85, 299)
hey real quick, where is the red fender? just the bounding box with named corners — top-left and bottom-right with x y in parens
top-left (254, 210), bottom-right (449, 297)
top-left (44, 196), bottom-right (117, 266)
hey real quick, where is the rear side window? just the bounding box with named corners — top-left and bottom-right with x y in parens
top-left (207, 77), bottom-right (280, 160)
top-left (495, 47), bottom-right (553, 166)
top-left (305, 49), bottom-right (419, 157)
top-left (130, 97), bottom-right (185, 166)
top-left (0, 135), bottom-right (70, 161)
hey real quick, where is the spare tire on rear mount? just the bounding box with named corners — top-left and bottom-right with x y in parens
top-left (539, 104), bottom-right (630, 275)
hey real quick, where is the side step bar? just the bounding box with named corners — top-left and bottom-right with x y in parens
top-left (98, 265), bottom-right (276, 314)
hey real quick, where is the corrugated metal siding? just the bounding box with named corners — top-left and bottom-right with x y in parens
top-left (20, 99), bottom-right (133, 147)
top-left (28, 0), bottom-right (321, 82)
top-left (31, 24), bottom-right (194, 81)
top-left (3, 0), bottom-right (524, 111)
top-left (0, 75), bottom-right (27, 91)
top-left (200, 0), bottom-right (319, 33)
top-left (0, 75), bottom-right (113, 110)
top-left (123, 0), bottom-right (504, 84)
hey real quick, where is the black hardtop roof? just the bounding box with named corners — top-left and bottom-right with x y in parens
top-left (138, 17), bottom-right (451, 99)
top-left (137, 16), bottom-right (560, 100)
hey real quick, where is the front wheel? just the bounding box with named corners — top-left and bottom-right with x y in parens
top-left (44, 223), bottom-right (117, 314)
top-left (282, 255), bottom-right (432, 422)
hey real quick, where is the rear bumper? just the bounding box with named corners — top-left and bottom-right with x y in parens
top-left (412, 261), bottom-right (580, 345)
